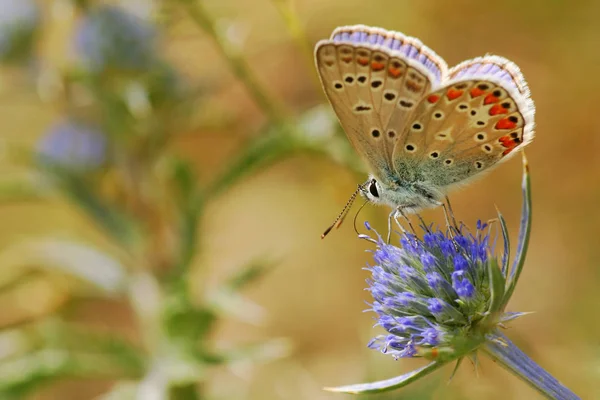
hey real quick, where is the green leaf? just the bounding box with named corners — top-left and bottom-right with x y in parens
top-left (44, 166), bottom-right (138, 247)
top-left (496, 208), bottom-right (510, 276)
top-left (168, 157), bottom-right (203, 275)
top-left (207, 288), bottom-right (266, 325)
top-left (0, 169), bottom-right (51, 203)
top-left (486, 258), bottom-right (506, 316)
top-left (501, 153), bottom-right (532, 309)
top-left (0, 238), bottom-right (128, 295)
top-left (0, 319), bottom-right (145, 397)
top-left (324, 361), bottom-right (446, 394)
top-left (226, 258), bottom-right (276, 291)
top-left (206, 124), bottom-right (298, 199)
top-left (219, 338), bottom-right (293, 364)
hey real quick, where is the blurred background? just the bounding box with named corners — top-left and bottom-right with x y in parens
top-left (0, 0), bottom-right (598, 399)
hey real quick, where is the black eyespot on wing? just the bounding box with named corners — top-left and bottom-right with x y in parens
top-left (357, 75), bottom-right (367, 83)
top-left (369, 181), bottom-right (379, 198)
top-left (371, 80), bottom-right (383, 88)
top-left (371, 129), bottom-right (380, 138)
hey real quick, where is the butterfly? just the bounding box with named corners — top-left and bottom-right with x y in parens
top-left (315, 25), bottom-right (535, 237)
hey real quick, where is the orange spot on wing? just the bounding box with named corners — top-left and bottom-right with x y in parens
top-left (341, 56), bottom-right (352, 63)
top-left (470, 87), bottom-right (485, 97)
top-left (499, 135), bottom-right (521, 157)
top-left (499, 135), bottom-right (513, 147)
top-left (484, 94), bottom-right (500, 105)
top-left (502, 148), bottom-right (515, 156)
top-left (427, 94), bottom-right (440, 103)
top-left (447, 89), bottom-right (464, 100)
top-left (495, 118), bottom-right (517, 130)
top-left (371, 61), bottom-right (385, 71)
top-left (489, 104), bottom-right (508, 116)
top-left (357, 57), bottom-right (369, 66)
top-left (388, 67), bottom-right (403, 78)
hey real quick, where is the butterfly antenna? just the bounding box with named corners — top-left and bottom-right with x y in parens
top-left (321, 184), bottom-right (363, 239)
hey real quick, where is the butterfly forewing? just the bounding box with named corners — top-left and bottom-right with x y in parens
top-left (315, 25), bottom-right (448, 181)
top-left (392, 56), bottom-right (535, 187)
top-left (316, 43), bottom-right (391, 174)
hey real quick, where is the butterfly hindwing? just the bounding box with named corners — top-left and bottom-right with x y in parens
top-left (315, 25), bottom-right (448, 182)
top-left (392, 56), bottom-right (535, 187)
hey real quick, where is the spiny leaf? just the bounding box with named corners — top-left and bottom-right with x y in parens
top-left (324, 361), bottom-right (446, 394)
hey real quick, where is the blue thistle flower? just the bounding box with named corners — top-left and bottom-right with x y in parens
top-left (73, 5), bottom-right (156, 73)
top-left (326, 156), bottom-right (580, 399)
top-left (37, 120), bottom-right (107, 170)
top-left (0, 0), bottom-right (40, 64)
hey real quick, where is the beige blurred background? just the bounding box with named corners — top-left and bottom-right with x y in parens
top-left (1, 0), bottom-right (599, 398)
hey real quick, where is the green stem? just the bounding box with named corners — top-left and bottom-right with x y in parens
top-left (170, 383), bottom-right (201, 400)
top-left (177, 0), bottom-right (287, 124)
top-left (484, 332), bottom-right (580, 399)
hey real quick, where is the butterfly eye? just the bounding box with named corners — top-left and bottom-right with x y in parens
top-left (369, 181), bottom-right (380, 198)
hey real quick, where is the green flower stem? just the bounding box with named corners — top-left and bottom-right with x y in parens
top-left (484, 332), bottom-right (580, 400)
top-left (206, 124), bottom-right (297, 198)
top-left (177, 0), bottom-right (288, 125)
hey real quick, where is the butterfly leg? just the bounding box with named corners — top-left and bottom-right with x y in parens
top-left (387, 209), bottom-right (395, 243)
top-left (398, 208), bottom-right (417, 236)
top-left (443, 195), bottom-right (460, 236)
top-left (387, 207), bottom-right (411, 243)
top-left (387, 208), bottom-right (401, 243)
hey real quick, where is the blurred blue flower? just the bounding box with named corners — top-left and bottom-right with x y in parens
top-left (0, 0), bottom-right (40, 63)
top-left (73, 5), bottom-right (156, 72)
top-left (38, 120), bottom-right (107, 170)
top-left (327, 158), bottom-right (580, 399)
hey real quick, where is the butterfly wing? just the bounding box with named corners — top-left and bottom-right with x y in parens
top-left (391, 55), bottom-right (535, 187)
top-left (315, 25), bottom-right (448, 183)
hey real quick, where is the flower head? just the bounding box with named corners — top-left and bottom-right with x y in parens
top-left (74, 5), bottom-right (156, 72)
top-left (37, 120), bottom-right (107, 170)
top-left (365, 220), bottom-right (496, 360)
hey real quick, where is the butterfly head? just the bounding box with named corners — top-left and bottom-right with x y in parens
top-left (361, 177), bottom-right (382, 204)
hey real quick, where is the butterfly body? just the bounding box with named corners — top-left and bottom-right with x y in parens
top-left (315, 25), bottom-right (535, 215)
